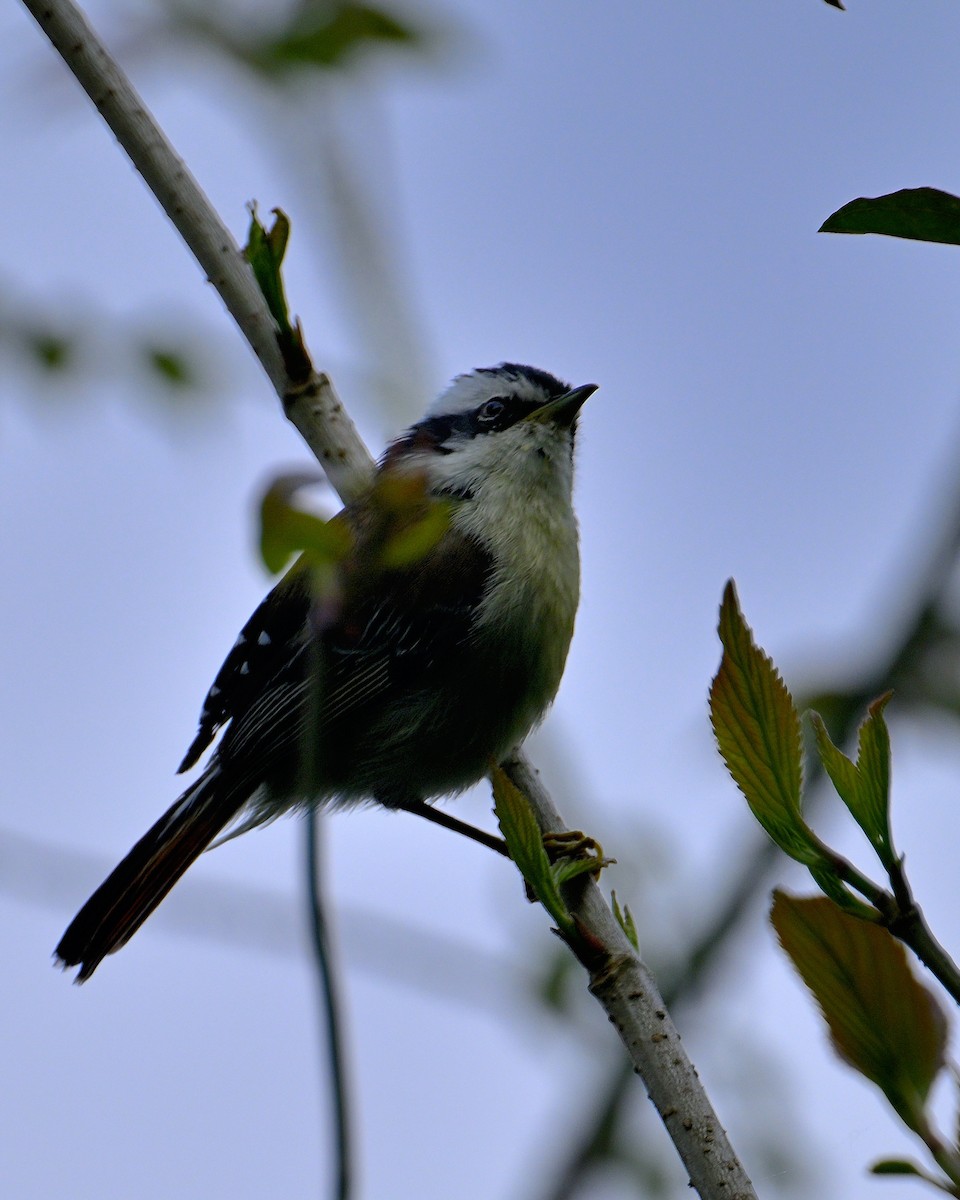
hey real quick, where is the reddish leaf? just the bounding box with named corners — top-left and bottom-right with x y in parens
top-left (772, 891), bottom-right (947, 1128)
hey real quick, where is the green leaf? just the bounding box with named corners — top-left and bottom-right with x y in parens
top-left (807, 864), bottom-right (881, 922)
top-left (380, 501), bottom-right (451, 569)
top-left (491, 766), bottom-right (571, 934)
top-left (771, 891), bottom-right (948, 1130)
top-left (244, 205), bottom-right (293, 334)
top-left (29, 331), bottom-right (72, 371)
top-left (869, 1159), bottom-right (930, 1178)
top-left (552, 854), bottom-right (607, 888)
top-left (855, 694), bottom-right (895, 864)
top-left (709, 581), bottom-right (822, 865)
top-left (144, 346), bottom-right (193, 388)
top-left (231, 0), bottom-right (425, 78)
top-left (811, 695), bottom-right (895, 868)
top-left (820, 187), bottom-right (960, 246)
top-left (611, 891), bottom-right (639, 951)
top-left (259, 473), bottom-right (352, 575)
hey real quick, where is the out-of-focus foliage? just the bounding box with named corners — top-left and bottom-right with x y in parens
top-left (0, 287), bottom-right (219, 403)
top-left (161, 0), bottom-right (435, 83)
top-left (259, 472), bottom-right (349, 574)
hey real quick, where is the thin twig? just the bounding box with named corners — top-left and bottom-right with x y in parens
top-left (305, 810), bottom-right (353, 1200)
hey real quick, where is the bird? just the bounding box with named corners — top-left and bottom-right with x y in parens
top-left (55, 362), bottom-right (596, 980)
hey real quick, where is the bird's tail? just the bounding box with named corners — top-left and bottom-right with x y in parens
top-left (55, 766), bottom-right (245, 982)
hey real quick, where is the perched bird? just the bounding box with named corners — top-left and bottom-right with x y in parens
top-left (56, 363), bottom-right (596, 980)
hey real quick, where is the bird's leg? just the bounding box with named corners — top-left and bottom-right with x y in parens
top-left (388, 797), bottom-right (510, 858)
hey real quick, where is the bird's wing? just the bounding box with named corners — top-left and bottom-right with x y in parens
top-left (176, 565), bottom-right (314, 773)
top-left (177, 497), bottom-right (492, 779)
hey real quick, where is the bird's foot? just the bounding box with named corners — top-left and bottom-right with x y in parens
top-left (542, 829), bottom-right (614, 879)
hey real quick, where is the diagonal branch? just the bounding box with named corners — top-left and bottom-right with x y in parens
top-left (504, 755), bottom-right (757, 1200)
top-left (21, 0), bottom-right (374, 504)
top-left (22, 2), bottom-right (757, 1196)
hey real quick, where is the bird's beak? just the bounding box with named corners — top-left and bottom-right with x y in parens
top-left (525, 382), bottom-right (598, 428)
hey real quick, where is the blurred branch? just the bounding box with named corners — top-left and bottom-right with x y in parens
top-left (21, 0), bottom-right (374, 503)
top-left (1, 825), bottom-right (517, 1008)
top-left (306, 810), bottom-right (353, 1200)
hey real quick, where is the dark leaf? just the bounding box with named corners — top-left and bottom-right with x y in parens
top-left (251, 1), bottom-right (423, 74)
top-left (869, 1159), bottom-right (929, 1178)
top-left (821, 187), bottom-right (960, 246)
top-left (807, 864), bottom-right (881, 922)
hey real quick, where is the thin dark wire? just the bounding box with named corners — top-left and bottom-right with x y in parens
top-left (305, 808), bottom-right (353, 1200)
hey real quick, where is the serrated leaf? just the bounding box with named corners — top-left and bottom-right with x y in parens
top-left (491, 766), bottom-right (570, 933)
top-left (807, 865), bottom-right (881, 922)
top-left (811, 695), bottom-right (895, 867)
top-left (820, 187), bottom-right (960, 246)
top-left (259, 473), bottom-right (351, 575)
top-left (810, 712), bottom-right (860, 810)
top-left (709, 581), bottom-right (822, 865)
top-left (772, 891), bottom-right (948, 1129)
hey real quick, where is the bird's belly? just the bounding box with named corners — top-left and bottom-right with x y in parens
top-left (315, 621), bottom-right (567, 804)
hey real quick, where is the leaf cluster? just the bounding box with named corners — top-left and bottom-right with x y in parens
top-left (710, 581), bottom-right (960, 1193)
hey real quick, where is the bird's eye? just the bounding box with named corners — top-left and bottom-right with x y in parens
top-left (477, 398), bottom-right (506, 424)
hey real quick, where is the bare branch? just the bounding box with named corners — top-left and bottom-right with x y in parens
top-left (504, 755), bottom-right (757, 1200)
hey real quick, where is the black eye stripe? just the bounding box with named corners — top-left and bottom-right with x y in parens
top-left (397, 392), bottom-right (548, 453)
top-left (471, 395), bottom-right (542, 433)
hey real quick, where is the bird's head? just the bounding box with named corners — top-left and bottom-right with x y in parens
top-left (382, 363), bottom-right (597, 506)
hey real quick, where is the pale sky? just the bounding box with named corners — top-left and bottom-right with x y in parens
top-left (4, 1), bottom-right (960, 1198)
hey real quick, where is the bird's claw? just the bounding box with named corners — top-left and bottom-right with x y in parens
top-left (543, 830), bottom-right (615, 878)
